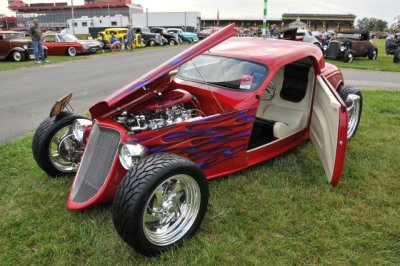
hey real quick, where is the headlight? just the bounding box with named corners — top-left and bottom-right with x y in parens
top-left (119, 143), bottom-right (148, 170)
top-left (73, 119), bottom-right (92, 141)
top-left (340, 45), bottom-right (346, 52)
top-left (23, 45), bottom-right (28, 49)
top-left (323, 45), bottom-right (328, 51)
top-left (84, 44), bottom-right (90, 49)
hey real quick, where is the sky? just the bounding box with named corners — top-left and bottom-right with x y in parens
top-left (1, 0), bottom-right (399, 25)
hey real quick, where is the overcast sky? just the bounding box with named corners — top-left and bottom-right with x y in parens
top-left (1, 0), bottom-right (399, 25)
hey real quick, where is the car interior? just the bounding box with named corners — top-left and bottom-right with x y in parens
top-left (248, 58), bottom-right (315, 150)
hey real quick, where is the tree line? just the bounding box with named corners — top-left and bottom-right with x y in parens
top-left (357, 17), bottom-right (399, 32)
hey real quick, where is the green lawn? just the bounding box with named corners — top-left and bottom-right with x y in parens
top-left (0, 89), bottom-right (399, 264)
top-left (326, 39), bottom-right (400, 72)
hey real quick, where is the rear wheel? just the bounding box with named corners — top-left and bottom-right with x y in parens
top-left (112, 153), bottom-right (208, 256)
top-left (32, 112), bottom-right (89, 177)
top-left (368, 47), bottom-right (378, 60)
top-left (343, 50), bottom-right (354, 63)
top-left (169, 39), bottom-right (176, 45)
top-left (394, 49), bottom-right (400, 63)
top-left (338, 85), bottom-right (362, 140)
top-left (148, 40), bottom-right (156, 47)
top-left (67, 47), bottom-right (77, 56)
top-left (12, 50), bottom-right (25, 62)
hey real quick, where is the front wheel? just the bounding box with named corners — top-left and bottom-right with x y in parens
top-left (339, 85), bottom-right (362, 140)
top-left (112, 153), bottom-right (209, 256)
top-left (343, 50), bottom-right (354, 63)
top-left (32, 112), bottom-right (89, 177)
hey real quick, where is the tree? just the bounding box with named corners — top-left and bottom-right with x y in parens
top-left (356, 17), bottom-right (388, 31)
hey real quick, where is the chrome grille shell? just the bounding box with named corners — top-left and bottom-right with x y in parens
top-left (70, 122), bottom-right (121, 204)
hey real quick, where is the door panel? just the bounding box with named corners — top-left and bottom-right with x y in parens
top-left (311, 76), bottom-right (348, 186)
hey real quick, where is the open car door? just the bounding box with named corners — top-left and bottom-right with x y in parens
top-left (310, 76), bottom-right (348, 186)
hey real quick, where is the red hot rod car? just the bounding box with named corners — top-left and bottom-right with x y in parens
top-left (32, 24), bottom-right (362, 256)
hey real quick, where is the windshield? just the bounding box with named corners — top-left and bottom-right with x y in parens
top-left (3, 33), bottom-right (23, 39)
top-left (141, 27), bottom-right (150, 33)
top-left (58, 34), bottom-right (79, 42)
top-left (178, 54), bottom-right (268, 91)
top-left (337, 33), bottom-right (360, 39)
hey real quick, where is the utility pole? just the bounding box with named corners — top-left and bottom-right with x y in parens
top-left (262, 0), bottom-right (267, 38)
top-left (71, 0), bottom-right (75, 34)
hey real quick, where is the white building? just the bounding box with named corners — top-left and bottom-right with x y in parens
top-left (65, 15), bottom-right (129, 34)
top-left (132, 12), bottom-right (201, 31)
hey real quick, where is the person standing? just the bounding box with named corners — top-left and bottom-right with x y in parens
top-left (126, 23), bottom-right (135, 50)
top-left (29, 19), bottom-right (48, 64)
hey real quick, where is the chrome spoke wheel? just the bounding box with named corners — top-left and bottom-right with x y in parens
top-left (48, 125), bottom-right (83, 173)
top-left (142, 174), bottom-right (201, 246)
top-left (345, 94), bottom-right (361, 139)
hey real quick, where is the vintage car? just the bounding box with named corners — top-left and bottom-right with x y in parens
top-left (385, 34), bottom-right (400, 63)
top-left (197, 27), bottom-right (221, 39)
top-left (0, 31), bottom-right (37, 61)
top-left (42, 33), bottom-right (102, 56)
top-left (132, 26), bottom-right (163, 46)
top-left (96, 28), bottom-right (128, 43)
top-left (325, 30), bottom-right (378, 62)
top-left (296, 29), bottom-right (322, 48)
top-left (32, 24), bottom-right (362, 256)
top-left (150, 27), bottom-right (180, 45)
top-left (167, 28), bottom-right (199, 43)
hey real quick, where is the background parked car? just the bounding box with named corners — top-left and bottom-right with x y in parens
top-left (295, 29), bottom-right (322, 49)
top-left (325, 30), bottom-right (378, 63)
top-left (43, 33), bottom-right (102, 56)
top-left (133, 26), bottom-right (163, 46)
top-left (0, 31), bottom-right (39, 61)
top-left (167, 28), bottom-right (198, 43)
top-left (150, 27), bottom-right (180, 45)
top-left (197, 27), bottom-right (221, 40)
top-left (96, 28), bottom-right (127, 43)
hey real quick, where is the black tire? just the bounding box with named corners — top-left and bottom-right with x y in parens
top-left (169, 39), bottom-right (176, 45)
top-left (67, 47), bottom-right (77, 56)
top-left (343, 50), bottom-right (354, 63)
top-left (12, 50), bottom-right (25, 62)
top-left (32, 112), bottom-right (87, 177)
top-left (368, 47), bottom-right (378, 60)
top-left (338, 85), bottom-right (362, 140)
top-left (112, 153), bottom-right (208, 256)
top-left (148, 40), bottom-right (156, 47)
top-left (394, 49), bottom-right (400, 63)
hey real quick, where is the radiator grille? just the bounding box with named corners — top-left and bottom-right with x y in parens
top-left (327, 41), bottom-right (339, 59)
top-left (71, 122), bottom-right (121, 203)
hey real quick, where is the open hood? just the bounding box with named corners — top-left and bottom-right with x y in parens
top-left (89, 24), bottom-right (236, 119)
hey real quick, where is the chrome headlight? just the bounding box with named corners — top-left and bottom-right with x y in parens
top-left (73, 119), bottom-right (92, 141)
top-left (84, 44), bottom-right (90, 49)
top-left (340, 45), bottom-right (346, 52)
top-left (119, 143), bottom-right (148, 170)
top-left (23, 44), bottom-right (28, 49)
top-left (323, 45), bottom-right (328, 51)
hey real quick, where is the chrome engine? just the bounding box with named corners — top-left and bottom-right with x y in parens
top-left (116, 103), bottom-right (201, 134)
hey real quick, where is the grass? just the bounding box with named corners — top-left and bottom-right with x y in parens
top-left (326, 39), bottom-right (400, 72)
top-left (0, 89), bottom-right (399, 264)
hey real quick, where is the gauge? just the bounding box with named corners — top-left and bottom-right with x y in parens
top-left (260, 81), bottom-right (276, 100)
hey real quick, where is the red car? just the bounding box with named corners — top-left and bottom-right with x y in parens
top-left (32, 24), bottom-right (362, 256)
top-left (42, 33), bottom-right (102, 56)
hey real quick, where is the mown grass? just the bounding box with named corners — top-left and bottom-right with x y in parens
top-left (0, 89), bottom-right (399, 264)
top-left (326, 39), bottom-right (400, 72)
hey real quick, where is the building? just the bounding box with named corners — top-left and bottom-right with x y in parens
top-left (8, 0), bottom-right (142, 31)
top-left (282, 13), bottom-right (356, 31)
top-left (0, 16), bottom-right (17, 30)
top-left (201, 17), bottom-right (282, 30)
top-left (132, 12), bottom-right (201, 32)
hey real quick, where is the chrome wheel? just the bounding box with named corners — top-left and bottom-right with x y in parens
top-left (68, 47), bottom-right (77, 56)
top-left (345, 94), bottom-right (361, 139)
top-left (49, 125), bottom-right (84, 173)
top-left (142, 174), bottom-right (201, 246)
